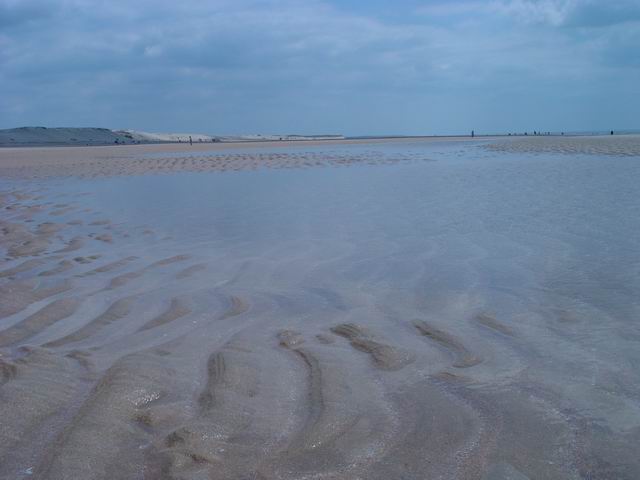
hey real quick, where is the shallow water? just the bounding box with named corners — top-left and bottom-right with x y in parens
top-left (1, 139), bottom-right (639, 479)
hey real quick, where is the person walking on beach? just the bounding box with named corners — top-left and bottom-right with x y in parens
top-left (471, 130), bottom-right (474, 138)
top-left (189, 135), bottom-right (193, 146)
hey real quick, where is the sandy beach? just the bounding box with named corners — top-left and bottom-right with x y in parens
top-left (1, 136), bottom-right (640, 479)
top-left (485, 134), bottom-right (640, 156)
top-left (0, 136), bottom-right (491, 179)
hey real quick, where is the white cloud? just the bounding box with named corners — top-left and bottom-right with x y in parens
top-left (0, 0), bottom-right (638, 133)
top-left (490, 0), bottom-right (578, 26)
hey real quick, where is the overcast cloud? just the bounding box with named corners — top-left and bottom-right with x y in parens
top-left (1, 0), bottom-right (638, 135)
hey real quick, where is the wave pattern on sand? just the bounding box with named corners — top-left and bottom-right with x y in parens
top-left (486, 134), bottom-right (640, 156)
top-left (0, 148), bottom-right (433, 179)
top-left (1, 139), bottom-right (639, 480)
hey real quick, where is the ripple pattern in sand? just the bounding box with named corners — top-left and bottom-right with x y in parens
top-left (1, 143), bottom-right (639, 480)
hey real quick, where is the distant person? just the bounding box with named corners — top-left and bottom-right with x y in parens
top-left (471, 130), bottom-right (474, 138)
top-left (189, 135), bottom-right (193, 146)
top-left (611, 130), bottom-right (614, 135)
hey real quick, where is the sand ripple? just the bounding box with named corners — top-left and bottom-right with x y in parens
top-left (1, 146), bottom-right (638, 479)
top-left (486, 134), bottom-right (640, 156)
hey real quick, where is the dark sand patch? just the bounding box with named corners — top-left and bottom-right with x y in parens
top-left (136, 298), bottom-right (192, 332)
top-left (0, 279), bottom-right (71, 319)
top-left (43, 297), bottom-right (136, 348)
top-left (413, 320), bottom-right (482, 368)
top-left (330, 323), bottom-right (414, 371)
top-left (175, 263), bottom-right (207, 279)
top-left (217, 295), bottom-right (249, 320)
top-left (55, 236), bottom-right (85, 253)
top-left (39, 260), bottom-right (75, 277)
top-left (0, 258), bottom-right (47, 278)
top-left (0, 297), bottom-right (82, 347)
top-left (473, 312), bottom-right (514, 336)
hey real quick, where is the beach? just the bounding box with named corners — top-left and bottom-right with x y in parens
top-left (1, 135), bottom-right (639, 479)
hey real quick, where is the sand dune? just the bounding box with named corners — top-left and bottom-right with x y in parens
top-left (0, 126), bottom-right (344, 148)
top-left (0, 127), bottom-right (136, 147)
top-left (0, 127), bottom-right (220, 147)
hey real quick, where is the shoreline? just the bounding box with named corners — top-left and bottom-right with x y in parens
top-left (1, 134), bottom-right (639, 180)
top-left (0, 136), bottom-right (490, 179)
top-left (0, 134), bottom-right (497, 151)
top-left (3, 131), bottom-right (638, 150)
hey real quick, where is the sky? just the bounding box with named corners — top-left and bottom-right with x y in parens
top-left (1, 0), bottom-right (639, 135)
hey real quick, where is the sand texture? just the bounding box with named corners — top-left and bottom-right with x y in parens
top-left (1, 137), bottom-right (640, 479)
top-left (0, 137), bottom-right (483, 179)
top-left (486, 134), bottom-right (640, 156)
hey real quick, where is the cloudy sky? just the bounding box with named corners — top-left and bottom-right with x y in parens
top-left (1, 0), bottom-right (639, 135)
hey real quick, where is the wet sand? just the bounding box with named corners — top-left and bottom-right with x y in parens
top-left (0, 136), bottom-right (487, 179)
top-left (1, 136), bottom-right (640, 479)
top-left (485, 134), bottom-right (640, 156)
